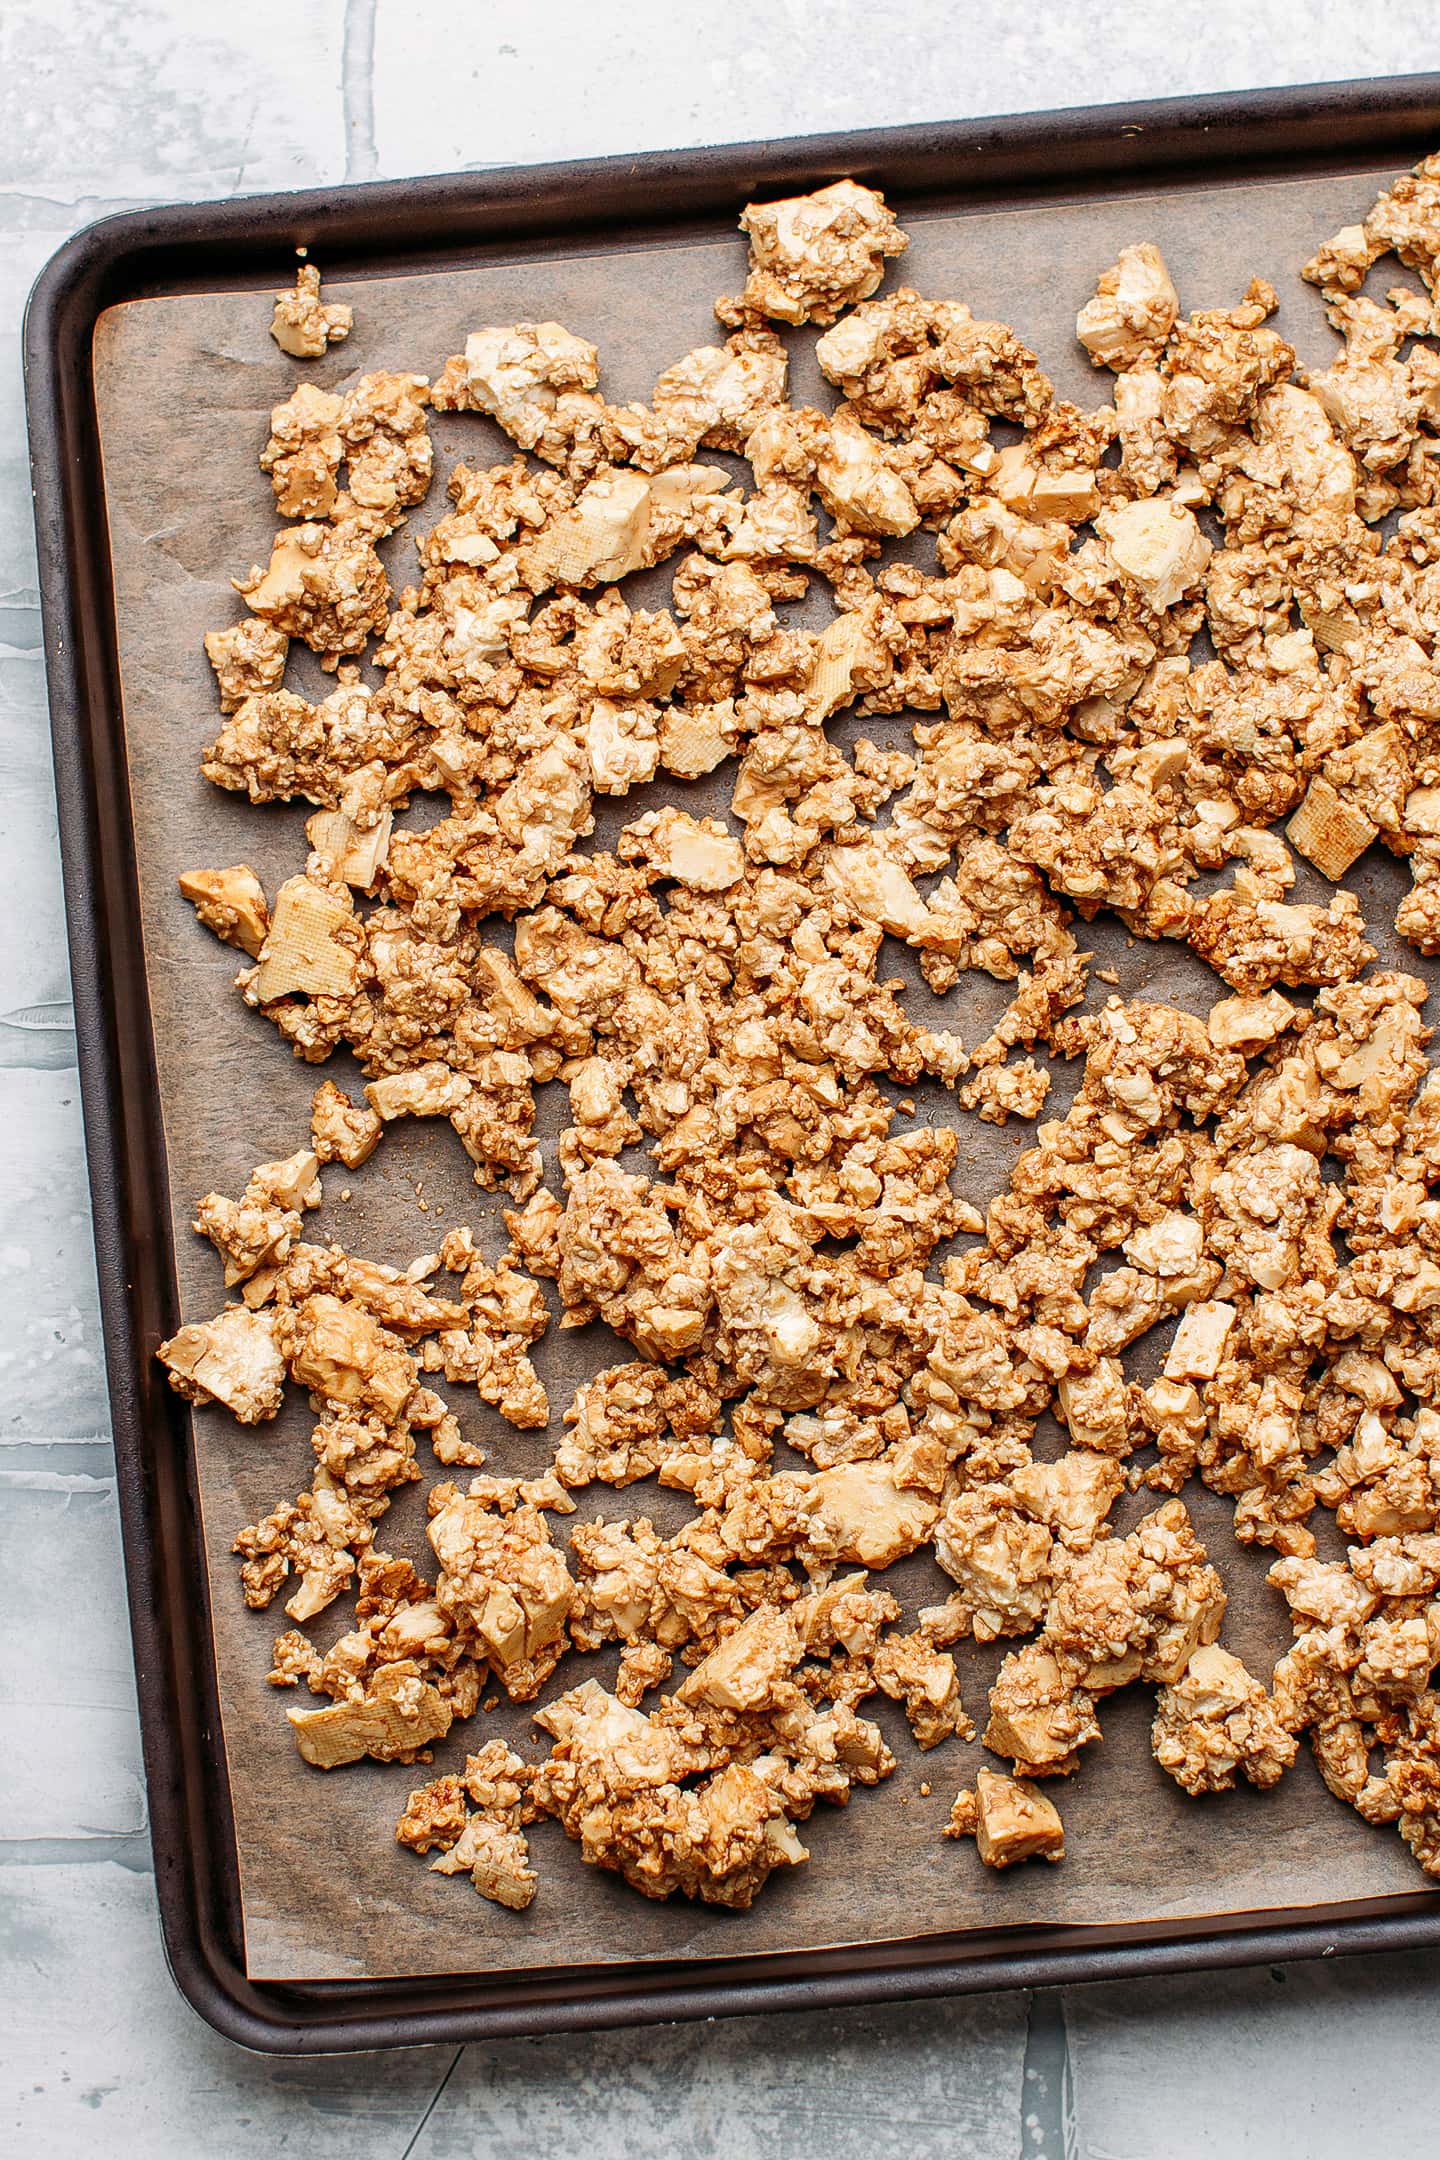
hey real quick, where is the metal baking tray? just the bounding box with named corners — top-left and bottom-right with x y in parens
top-left (25, 74), bottom-right (1440, 2052)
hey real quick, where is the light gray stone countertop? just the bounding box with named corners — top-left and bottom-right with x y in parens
top-left (3, 4), bottom-right (1440, 2152)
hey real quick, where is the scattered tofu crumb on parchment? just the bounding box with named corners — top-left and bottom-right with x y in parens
top-left (270, 259), bottom-right (352, 358)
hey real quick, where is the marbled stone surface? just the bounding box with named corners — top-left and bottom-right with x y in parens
top-left (3, 5), bottom-right (1439, 2153)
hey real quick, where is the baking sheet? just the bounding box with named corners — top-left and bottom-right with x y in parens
top-left (91, 161), bottom-right (1440, 1984)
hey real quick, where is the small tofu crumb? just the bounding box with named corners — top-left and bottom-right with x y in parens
top-left (178, 865), bottom-right (270, 957)
top-left (271, 261), bottom-right (353, 358)
top-left (946, 1769), bottom-right (1065, 1868)
top-left (718, 180), bottom-right (908, 327)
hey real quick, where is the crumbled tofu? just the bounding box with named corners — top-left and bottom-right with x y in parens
top-left (262, 382), bottom-right (343, 518)
top-left (306, 804), bottom-right (393, 889)
top-left (615, 1640), bottom-right (673, 1707)
top-left (825, 840), bottom-right (932, 939)
top-left (933, 1484), bottom-right (1055, 1641)
top-left (428, 1494), bottom-right (576, 1698)
top-left (651, 330), bottom-right (789, 452)
top-left (310, 1079), bottom-right (383, 1168)
top-left (528, 1676), bottom-right (875, 1907)
top-left (946, 1768), bottom-right (1065, 1867)
top-left (983, 1643), bottom-right (1100, 1776)
top-left (395, 1772), bottom-right (469, 1854)
top-left (815, 409), bottom-right (920, 536)
top-left (289, 1661), bottom-right (452, 1767)
top-left (1205, 991), bottom-right (1295, 1052)
top-left (1164, 1301), bottom-right (1237, 1382)
top-left (235, 519), bottom-right (389, 659)
top-left (677, 1605), bottom-right (803, 1713)
top-left (1152, 1643), bottom-right (1298, 1795)
top-left (1076, 243), bottom-right (1179, 371)
top-left (337, 371), bottom-right (432, 533)
top-left (204, 619), bottom-right (289, 711)
top-left (1287, 775), bottom-right (1379, 881)
top-left (1095, 497), bottom-right (1212, 611)
top-left (1124, 1211), bottom-right (1205, 1281)
top-left (249, 875), bottom-right (363, 1003)
top-left (431, 1809), bottom-right (537, 1909)
top-left (158, 1305), bottom-right (285, 1423)
top-left (193, 1149), bottom-right (319, 1287)
top-left (870, 1630), bottom-right (970, 1750)
top-left (809, 1462), bottom-right (940, 1569)
top-left (177, 864), bottom-right (270, 957)
top-left (621, 806), bottom-right (744, 890)
top-left (400, 1740), bottom-right (539, 1909)
top-left (1009, 1455), bottom-right (1124, 1552)
top-left (718, 180), bottom-right (909, 327)
top-left (433, 320), bottom-right (599, 456)
top-left (366, 1064), bottom-right (470, 1123)
top-left (270, 261), bottom-right (352, 358)
top-left (518, 465), bottom-right (731, 592)
top-left (1302, 222), bottom-right (1377, 300)
top-left (278, 1292), bottom-right (418, 1419)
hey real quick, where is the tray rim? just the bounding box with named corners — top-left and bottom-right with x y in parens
top-left (24, 71), bottom-right (1440, 2054)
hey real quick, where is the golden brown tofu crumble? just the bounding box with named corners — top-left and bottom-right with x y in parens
top-left (155, 156), bottom-right (1440, 1910)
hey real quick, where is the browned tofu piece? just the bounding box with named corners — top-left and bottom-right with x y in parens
top-left (946, 1768), bottom-right (1066, 1868)
top-left (177, 864), bottom-right (270, 957)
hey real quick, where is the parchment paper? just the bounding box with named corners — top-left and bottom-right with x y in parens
top-left (92, 162), bottom-right (1440, 1983)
